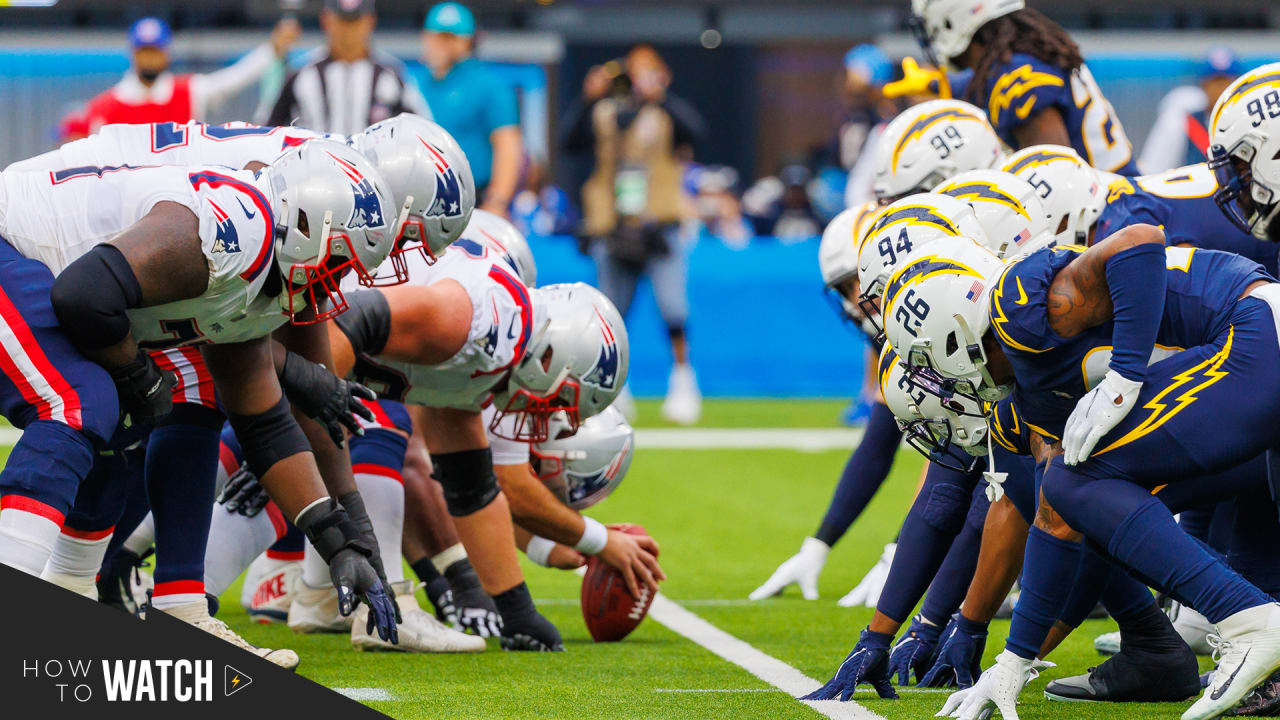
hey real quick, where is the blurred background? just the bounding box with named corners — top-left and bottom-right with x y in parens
top-left (1, 0), bottom-right (1276, 404)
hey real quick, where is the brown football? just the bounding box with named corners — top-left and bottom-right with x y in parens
top-left (580, 524), bottom-right (658, 642)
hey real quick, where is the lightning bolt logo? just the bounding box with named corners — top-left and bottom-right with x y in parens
top-left (938, 181), bottom-right (1031, 219)
top-left (1001, 148), bottom-right (1080, 175)
top-left (232, 675), bottom-right (240, 688)
top-left (1094, 326), bottom-right (1235, 456)
top-left (891, 107), bottom-right (985, 169)
top-left (988, 65), bottom-right (1065, 125)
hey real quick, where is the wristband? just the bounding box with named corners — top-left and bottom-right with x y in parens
top-left (526, 535), bottom-right (556, 567)
top-left (431, 543), bottom-right (468, 574)
top-left (574, 517), bottom-right (608, 555)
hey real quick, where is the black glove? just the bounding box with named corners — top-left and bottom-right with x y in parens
top-left (296, 499), bottom-right (399, 644)
top-left (445, 558), bottom-right (502, 637)
top-left (493, 582), bottom-right (562, 652)
top-left (111, 351), bottom-right (175, 426)
top-left (218, 463), bottom-right (271, 518)
top-left (338, 491), bottom-right (400, 623)
top-left (279, 351), bottom-right (375, 448)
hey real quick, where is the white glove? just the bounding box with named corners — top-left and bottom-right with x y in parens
top-left (936, 650), bottom-right (1037, 720)
top-left (1062, 370), bottom-right (1142, 466)
top-left (749, 537), bottom-right (829, 600)
top-left (838, 542), bottom-right (896, 607)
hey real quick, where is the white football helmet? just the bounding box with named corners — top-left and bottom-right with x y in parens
top-left (878, 344), bottom-right (987, 472)
top-left (873, 99), bottom-right (1005, 203)
top-left (819, 201), bottom-right (879, 332)
top-left (1000, 146), bottom-right (1108, 245)
top-left (909, 0), bottom-right (1025, 66)
top-left (532, 405), bottom-right (634, 510)
top-left (492, 283), bottom-right (628, 443)
top-left (934, 169), bottom-right (1054, 257)
top-left (354, 114), bottom-right (475, 282)
top-left (857, 193), bottom-right (987, 337)
top-left (1209, 62), bottom-right (1280, 241)
top-left (459, 209), bottom-right (538, 288)
top-left (264, 139), bottom-right (397, 323)
top-left (881, 239), bottom-right (1009, 403)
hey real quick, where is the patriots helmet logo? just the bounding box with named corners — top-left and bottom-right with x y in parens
top-left (328, 152), bottom-right (386, 229)
top-left (480, 298), bottom-right (500, 357)
top-left (584, 313), bottom-right (620, 391)
top-left (209, 200), bottom-right (241, 253)
top-left (421, 138), bottom-right (464, 219)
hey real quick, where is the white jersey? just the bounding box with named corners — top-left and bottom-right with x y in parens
top-left (350, 247), bottom-right (535, 411)
top-left (6, 121), bottom-right (332, 174)
top-left (0, 163), bottom-right (286, 348)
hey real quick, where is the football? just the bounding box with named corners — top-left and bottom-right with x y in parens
top-left (581, 524), bottom-right (658, 642)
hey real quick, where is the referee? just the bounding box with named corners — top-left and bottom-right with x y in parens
top-left (267, 0), bottom-right (431, 135)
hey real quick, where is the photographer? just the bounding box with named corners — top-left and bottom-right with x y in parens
top-left (561, 45), bottom-right (706, 425)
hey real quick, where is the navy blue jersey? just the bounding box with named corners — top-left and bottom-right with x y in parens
top-left (962, 54), bottom-right (1138, 176)
top-left (989, 244), bottom-right (1270, 435)
top-left (1096, 164), bottom-right (1280, 276)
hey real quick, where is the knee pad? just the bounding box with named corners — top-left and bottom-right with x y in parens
top-left (226, 396), bottom-right (310, 478)
top-left (432, 448), bottom-right (500, 517)
top-left (965, 488), bottom-right (991, 532)
top-left (922, 481), bottom-right (970, 534)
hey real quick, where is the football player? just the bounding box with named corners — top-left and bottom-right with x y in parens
top-left (908, 0), bottom-right (1139, 176)
top-left (882, 230), bottom-right (1280, 720)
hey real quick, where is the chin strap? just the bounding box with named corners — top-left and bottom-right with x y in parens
top-left (983, 429), bottom-right (1009, 503)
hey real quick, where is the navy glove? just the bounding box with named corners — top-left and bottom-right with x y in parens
top-left (802, 628), bottom-right (898, 701)
top-left (889, 614), bottom-right (945, 685)
top-left (217, 463), bottom-right (271, 518)
top-left (920, 614), bottom-right (989, 688)
top-left (329, 548), bottom-right (399, 644)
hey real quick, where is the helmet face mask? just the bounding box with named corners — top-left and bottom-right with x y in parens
top-left (880, 345), bottom-right (987, 473)
top-left (530, 406), bottom-right (634, 509)
top-left (1210, 140), bottom-right (1280, 241)
top-left (489, 368), bottom-right (581, 444)
top-left (276, 209), bottom-right (370, 323)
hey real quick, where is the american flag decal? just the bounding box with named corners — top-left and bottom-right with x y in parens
top-left (966, 280), bottom-right (984, 302)
top-left (1014, 228), bottom-right (1031, 245)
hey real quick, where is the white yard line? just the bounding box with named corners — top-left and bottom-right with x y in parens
top-left (333, 688), bottom-right (395, 701)
top-left (635, 428), bottom-right (863, 451)
top-left (655, 688), bottom-right (785, 693)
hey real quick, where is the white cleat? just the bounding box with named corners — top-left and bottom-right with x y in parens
top-left (240, 553), bottom-right (268, 610)
top-left (287, 581), bottom-right (353, 634)
top-left (246, 558), bottom-right (301, 625)
top-left (1094, 631), bottom-right (1121, 656)
top-left (1170, 601), bottom-right (1216, 655)
top-left (1183, 604), bottom-right (1280, 720)
top-left (160, 599), bottom-right (300, 670)
top-left (661, 363), bottom-right (702, 425)
top-left (351, 583), bottom-right (486, 653)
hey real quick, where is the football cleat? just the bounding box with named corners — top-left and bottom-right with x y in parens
top-left (1045, 646), bottom-right (1200, 702)
top-left (1229, 668), bottom-right (1280, 716)
top-left (1171, 601), bottom-right (1218, 655)
top-left (1094, 631), bottom-right (1122, 656)
top-left (160, 599), bottom-right (300, 670)
top-left (1184, 605), bottom-right (1280, 720)
top-left (351, 583), bottom-right (485, 653)
top-left (287, 581), bottom-right (353, 634)
top-left (246, 557), bottom-right (301, 624)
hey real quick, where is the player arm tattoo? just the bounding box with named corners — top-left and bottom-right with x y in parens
top-left (1047, 223), bottom-right (1165, 337)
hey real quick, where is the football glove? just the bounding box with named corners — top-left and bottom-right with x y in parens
top-left (424, 578), bottom-right (460, 627)
top-left (278, 350), bottom-right (376, 448)
top-left (445, 558), bottom-right (502, 637)
top-left (111, 351), bottom-right (175, 426)
top-left (921, 615), bottom-right (989, 688)
top-left (1062, 370), bottom-right (1141, 466)
top-left (838, 542), bottom-right (896, 608)
top-left (802, 628), bottom-right (898, 701)
top-left (936, 651), bottom-right (1052, 720)
top-left (296, 499), bottom-right (399, 644)
top-left (749, 537), bottom-right (829, 600)
top-left (889, 615), bottom-right (945, 685)
top-left (339, 491), bottom-right (400, 624)
top-left (218, 463), bottom-right (271, 518)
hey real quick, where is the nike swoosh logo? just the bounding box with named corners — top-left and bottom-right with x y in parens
top-left (1211, 648), bottom-right (1250, 700)
top-left (1015, 276), bottom-right (1030, 306)
top-left (506, 315), bottom-right (519, 340)
top-left (235, 197), bottom-right (256, 219)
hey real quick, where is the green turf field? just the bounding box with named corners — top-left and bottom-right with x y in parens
top-left (0, 402), bottom-right (1216, 718)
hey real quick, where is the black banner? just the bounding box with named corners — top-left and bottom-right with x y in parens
top-left (0, 563), bottom-right (390, 719)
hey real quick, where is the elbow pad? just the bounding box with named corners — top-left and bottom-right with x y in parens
top-left (50, 244), bottom-right (142, 351)
top-left (333, 290), bottom-right (392, 356)
top-left (1105, 243), bottom-right (1167, 382)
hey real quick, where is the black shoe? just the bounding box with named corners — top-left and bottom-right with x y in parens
top-left (1230, 669), bottom-right (1280, 716)
top-left (1044, 647), bottom-right (1201, 703)
top-left (96, 548), bottom-right (152, 616)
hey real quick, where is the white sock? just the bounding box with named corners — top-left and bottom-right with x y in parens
top-left (301, 542), bottom-right (330, 589)
top-left (202, 503), bottom-right (280, 597)
top-left (151, 589), bottom-right (205, 611)
top-left (122, 513), bottom-right (155, 557)
top-left (41, 529), bottom-right (113, 596)
top-left (355, 471), bottom-right (405, 584)
top-left (0, 506), bottom-right (61, 575)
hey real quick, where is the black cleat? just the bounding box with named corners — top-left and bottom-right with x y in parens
top-left (1044, 647), bottom-right (1201, 703)
top-left (1230, 669), bottom-right (1280, 716)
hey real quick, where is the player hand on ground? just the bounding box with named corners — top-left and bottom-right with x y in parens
top-left (889, 614), bottom-right (945, 685)
top-left (500, 608), bottom-right (564, 652)
top-left (936, 650), bottom-right (1039, 720)
top-left (329, 548), bottom-right (400, 645)
top-left (920, 615), bottom-right (988, 688)
top-left (1062, 370), bottom-right (1141, 465)
top-left (279, 350), bottom-right (376, 448)
top-left (838, 542), bottom-right (895, 607)
top-left (802, 628), bottom-right (898, 701)
top-left (217, 463), bottom-right (270, 517)
top-left (749, 537), bottom-right (829, 600)
top-left (600, 527), bottom-right (665, 597)
top-left (339, 491), bottom-right (400, 623)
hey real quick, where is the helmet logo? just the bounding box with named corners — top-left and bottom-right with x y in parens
top-left (328, 152), bottom-right (386, 229)
top-left (585, 309), bottom-right (620, 391)
top-left (420, 138), bottom-right (465, 219)
top-left (208, 200), bottom-right (242, 253)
